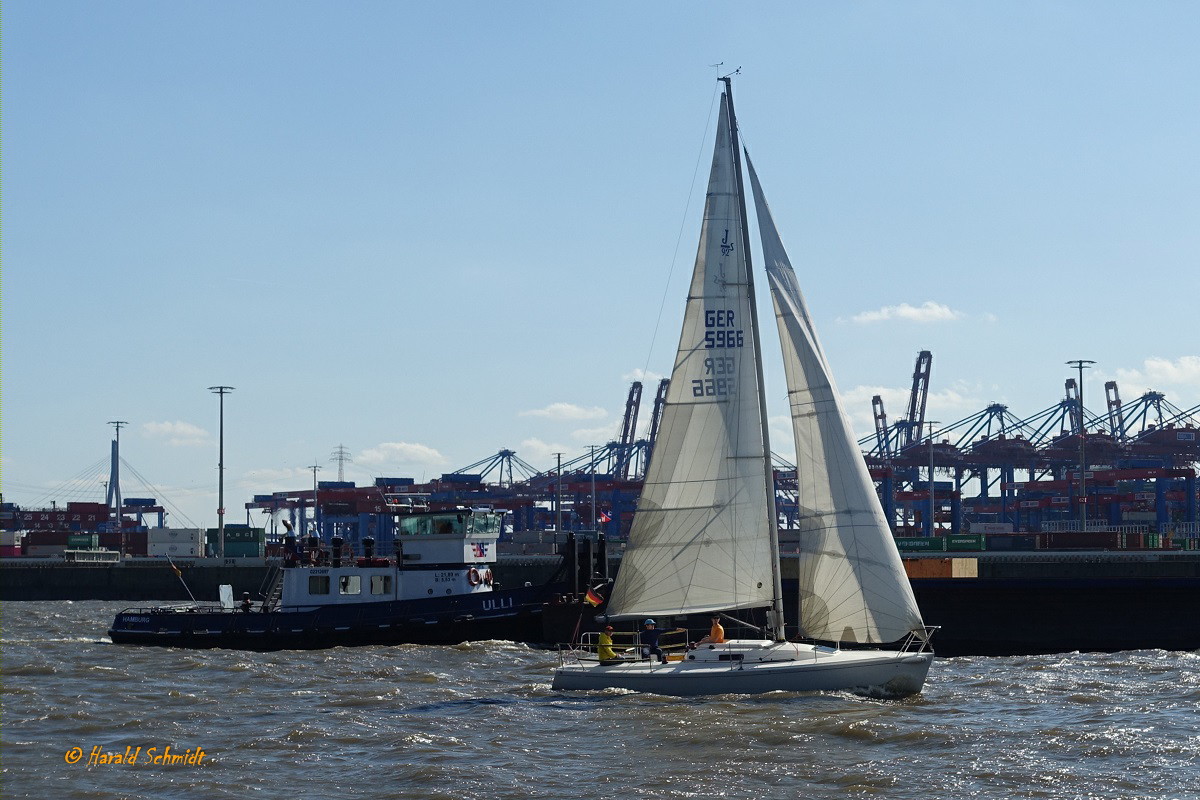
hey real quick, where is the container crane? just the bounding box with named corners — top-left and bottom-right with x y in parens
top-left (901, 350), bottom-right (933, 449)
top-left (645, 378), bottom-right (669, 469)
top-left (872, 395), bottom-right (892, 459)
top-left (1105, 381), bottom-right (1126, 440)
top-left (448, 449), bottom-right (540, 487)
top-left (612, 382), bottom-right (643, 481)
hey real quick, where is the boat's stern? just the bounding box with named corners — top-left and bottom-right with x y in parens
top-left (107, 608), bottom-right (166, 643)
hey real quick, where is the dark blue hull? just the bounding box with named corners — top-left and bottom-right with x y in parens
top-left (108, 583), bottom-right (561, 650)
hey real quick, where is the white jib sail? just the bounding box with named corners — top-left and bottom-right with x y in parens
top-left (607, 94), bottom-right (776, 620)
top-left (746, 153), bottom-right (925, 643)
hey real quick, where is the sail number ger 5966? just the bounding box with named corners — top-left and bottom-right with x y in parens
top-left (695, 309), bottom-right (741, 397)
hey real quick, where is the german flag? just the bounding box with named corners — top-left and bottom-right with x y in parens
top-left (584, 586), bottom-right (605, 607)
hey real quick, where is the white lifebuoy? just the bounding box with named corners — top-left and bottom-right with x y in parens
top-left (467, 567), bottom-right (482, 586)
top-left (483, 569), bottom-right (494, 587)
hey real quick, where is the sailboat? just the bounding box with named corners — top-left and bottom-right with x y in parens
top-left (552, 78), bottom-right (935, 697)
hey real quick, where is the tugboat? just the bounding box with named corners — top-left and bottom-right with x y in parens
top-left (108, 509), bottom-right (562, 649)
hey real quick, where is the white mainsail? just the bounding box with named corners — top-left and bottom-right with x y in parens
top-left (746, 153), bottom-right (925, 643)
top-left (606, 94), bottom-right (776, 620)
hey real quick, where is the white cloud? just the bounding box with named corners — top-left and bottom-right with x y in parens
top-left (1114, 356), bottom-right (1200, 395)
top-left (357, 442), bottom-right (448, 469)
top-left (240, 466), bottom-right (313, 485)
top-left (519, 402), bottom-right (607, 421)
top-left (142, 421), bottom-right (211, 447)
top-left (571, 425), bottom-right (618, 443)
top-left (622, 368), bottom-right (667, 384)
top-left (517, 437), bottom-right (571, 468)
top-left (851, 301), bottom-right (965, 324)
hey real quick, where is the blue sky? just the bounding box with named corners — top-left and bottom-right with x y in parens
top-left (3, 2), bottom-right (1198, 527)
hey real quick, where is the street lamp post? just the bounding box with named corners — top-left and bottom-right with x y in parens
top-left (554, 452), bottom-right (563, 542)
top-left (208, 386), bottom-right (234, 559)
top-left (1066, 360), bottom-right (1095, 531)
top-left (927, 421), bottom-right (940, 538)
top-left (589, 445), bottom-right (597, 531)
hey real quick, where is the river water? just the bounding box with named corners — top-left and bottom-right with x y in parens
top-left (2, 601), bottom-right (1197, 800)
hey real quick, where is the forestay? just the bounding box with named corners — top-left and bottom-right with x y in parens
top-left (606, 95), bottom-right (776, 620)
top-left (746, 154), bottom-right (925, 644)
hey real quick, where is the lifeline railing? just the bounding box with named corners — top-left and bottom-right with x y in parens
top-left (557, 628), bottom-right (690, 667)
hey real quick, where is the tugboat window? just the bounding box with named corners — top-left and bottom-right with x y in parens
top-left (398, 513), bottom-right (468, 536)
top-left (339, 575), bottom-right (361, 595)
top-left (397, 516), bottom-right (432, 536)
top-left (468, 513), bottom-right (500, 535)
top-left (308, 576), bottom-right (330, 595)
top-left (370, 575), bottom-right (392, 595)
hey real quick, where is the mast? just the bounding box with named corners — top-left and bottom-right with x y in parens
top-left (721, 76), bottom-right (786, 642)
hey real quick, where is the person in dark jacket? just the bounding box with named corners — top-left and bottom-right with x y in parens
top-left (639, 619), bottom-right (683, 663)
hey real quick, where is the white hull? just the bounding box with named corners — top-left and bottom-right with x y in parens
top-left (552, 640), bottom-right (932, 698)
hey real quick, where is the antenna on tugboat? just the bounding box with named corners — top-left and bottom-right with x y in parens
top-left (308, 463), bottom-right (322, 538)
top-left (167, 556), bottom-right (196, 602)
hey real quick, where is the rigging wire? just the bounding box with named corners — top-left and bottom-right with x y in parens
top-left (24, 457), bottom-right (110, 507)
top-left (119, 458), bottom-right (200, 529)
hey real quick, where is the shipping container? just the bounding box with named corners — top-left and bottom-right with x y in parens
top-left (147, 528), bottom-right (203, 544)
top-left (231, 527), bottom-right (265, 540)
top-left (224, 542), bottom-right (265, 558)
top-left (0, 530), bottom-right (25, 547)
top-left (1120, 532), bottom-right (1145, 549)
top-left (207, 527), bottom-right (265, 543)
top-left (67, 534), bottom-right (99, 549)
top-left (24, 544), bottom-right (67, 557)
top-left (985, 534), bottom-right (1038, 551)
top-left (902, 558), bottom-right (977, 578)
top-left (147, 542), bottom-right (199, 557)
top-left (945, 534), bottom-right (986, 551)
top-left (67, 502), bottom-right (110, 514)
top-left (25, 530), bottom-right (71, 546)
top-left (1039, 531), bottom-right (1129, 550)
top-left (0, 544), bottom-right (23, 558)
top-left (376, 477), bottom-right (415, 488)
top-left (894, 536), bottom-right (946, 552)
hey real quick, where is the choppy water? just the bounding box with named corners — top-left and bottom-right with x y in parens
top-left (2, 601), bottom-right (1198, 800)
